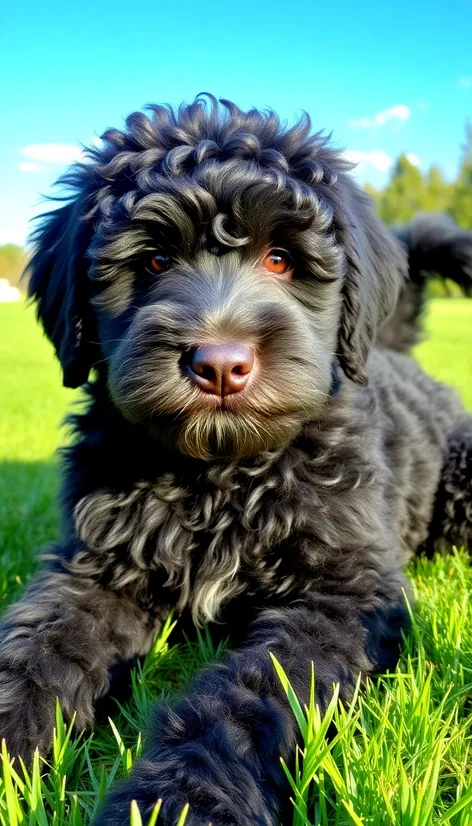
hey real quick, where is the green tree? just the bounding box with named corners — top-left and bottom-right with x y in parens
top-left (423, 165), bottom-right (452, 213)
top-left (377, 154), bottom-right (427, 225)
top-left (449, 122), bottom-right (472, 229)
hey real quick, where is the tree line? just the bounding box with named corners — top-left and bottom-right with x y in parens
top-left (365, 123), bottom-right (472, 229)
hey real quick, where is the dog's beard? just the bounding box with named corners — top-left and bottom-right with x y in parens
top-left (109, 360), bottom-right (326, 460)
top-left (109, 350), bottom-right (331, 460)
top-left (172, 409), bottom-right (302, 460)
top-left (110, 368), bottom-right (316, 460)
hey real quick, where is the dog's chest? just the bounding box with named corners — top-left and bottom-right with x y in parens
top-left (72, 465), bottom-right (311, 623)
top-left (71, 435), bottom-right (388, 625)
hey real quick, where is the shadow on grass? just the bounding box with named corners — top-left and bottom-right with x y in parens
top-left (0, 458), bottom-right (61, 605)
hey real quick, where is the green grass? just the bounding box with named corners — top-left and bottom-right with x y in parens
top-left (0, 298), bottom-right (471, 825)
top-left (414, 299), bottom-right (472, 409)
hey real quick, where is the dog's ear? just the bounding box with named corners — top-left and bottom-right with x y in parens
top-left (336, 181), bottom-right (407, 385)
top-left (26, 193), bottom-right (96, 388)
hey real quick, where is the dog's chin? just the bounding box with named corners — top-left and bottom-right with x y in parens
top-left (120, 405), bottom-right (303, 461)
top-left (172, 410), bottom-right (302, 461)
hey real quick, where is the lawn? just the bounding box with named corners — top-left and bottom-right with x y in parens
top-left (0, 299), bottom-right (471, 826)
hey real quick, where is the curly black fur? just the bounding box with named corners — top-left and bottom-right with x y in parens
top-left (426, 418), bottom-right (472, 553)
top-left (0, 96), bottom-right (471, 826)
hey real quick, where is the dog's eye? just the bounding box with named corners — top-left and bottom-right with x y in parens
top-left (262, 249), bottom-right (293, 276)
top-left (147, 254), bottom-right (172, 274)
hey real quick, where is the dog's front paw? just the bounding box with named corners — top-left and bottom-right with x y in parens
top-left (94, 754), bottom-right (273, 826)
top-left (0, 665), bottom-right (55, 761)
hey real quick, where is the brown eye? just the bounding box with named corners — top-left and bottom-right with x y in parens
top-left (147, 254), bottom-right (171, 274)
top-left (262, 249), bottom-right (293, 276)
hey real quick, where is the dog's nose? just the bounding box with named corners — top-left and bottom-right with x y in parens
top-left (184, 344), bottom-right (255, 396)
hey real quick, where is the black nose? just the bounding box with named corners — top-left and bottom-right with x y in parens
top-left (184, 343), bottom-right (255, 396)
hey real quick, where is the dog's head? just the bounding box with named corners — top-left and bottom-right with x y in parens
top-left (28, 96), bottom-right (406, 459)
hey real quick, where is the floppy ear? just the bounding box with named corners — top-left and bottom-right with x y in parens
top-left (26, 194), bottom-right (96, 388)
top-left (336, 181), bottom-right (407, 385)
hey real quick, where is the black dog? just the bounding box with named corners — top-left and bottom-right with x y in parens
top-left (1, 96), bottom-right (471, 826)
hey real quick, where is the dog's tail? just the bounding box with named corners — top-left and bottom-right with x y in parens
top-left (376, 213), bottom-right (472, 353)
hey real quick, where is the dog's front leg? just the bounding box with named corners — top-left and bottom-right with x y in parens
top-left (0, 565), bottom-right (159, 761)
top-left (95, 589), bottom-right (408, 826)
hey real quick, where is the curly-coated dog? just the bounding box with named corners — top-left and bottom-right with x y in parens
top-left (1, 96), bottom-right (472, 826)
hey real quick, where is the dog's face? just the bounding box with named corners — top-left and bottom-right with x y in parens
top-left (92, 159), bottom-right (344, 460)
top-left (28, 97), bottom-right (406, 460)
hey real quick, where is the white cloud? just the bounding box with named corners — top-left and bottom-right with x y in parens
top-left (344, 149), bottom-right (394, 173)
top-left (20, 143), bottom-right (84, 164)
top-left (458, 76), bottom-right (472, 89)
top-left (18, 161), bottom-right (43, 173)
top-left (406, 153), bottom-right (421, 167)
top-left (348, 104), bottom-right (411, 130)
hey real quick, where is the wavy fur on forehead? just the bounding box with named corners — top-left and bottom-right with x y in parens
top-left (64, 93), bottom-right (350, 245)
top-left (27, 94), bottom-right (406, 390)
top-left (89, 94), bottom-right (347, 187)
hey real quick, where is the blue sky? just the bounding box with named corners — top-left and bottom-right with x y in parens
top-left (1, 0), bottom-right (471, 245)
